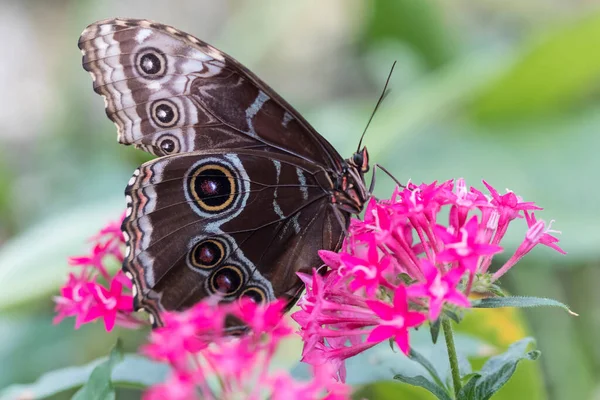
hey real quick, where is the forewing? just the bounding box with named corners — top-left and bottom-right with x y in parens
top-left (79, 18), bottom-right (342, 168)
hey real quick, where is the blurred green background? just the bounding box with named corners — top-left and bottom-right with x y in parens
top-left (0, 0), bottom-right (598, 399)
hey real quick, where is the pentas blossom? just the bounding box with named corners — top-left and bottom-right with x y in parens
top-left (53, 212), bottom-right (142, 331)
top-left (406, 260), bottom-right (470, 321)
top-left (143, 299), bottom-right (350, 400)
top-left (366, 285), bottom-right (427, 354)
top-left (293, 178), bottom-right (565, 380)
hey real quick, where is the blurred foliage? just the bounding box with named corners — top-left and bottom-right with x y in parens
top-left (472, 11), bottom-right (600, 121)
top-left (363, 0), bottom-right (456, 69)
top-left (0, 0), bottom-right (598, 399)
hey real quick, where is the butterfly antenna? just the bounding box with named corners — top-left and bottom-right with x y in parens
top-left (357, 61), bottom-right (397, 152)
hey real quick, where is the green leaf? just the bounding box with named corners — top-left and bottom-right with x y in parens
top-left (457, 353), bottom-right (473, 377)
top-left (0, 358), bottom-right (104, 400)
top-left (408, 348), bottom-right (446, 389)
top-left (430, 319), bottom-right (441, 344)
top-left (352, 380), bottom-right (436, 400)
top-left (472, 12), bottom-right (600, 121)
top-left (471, 296), bottom-right (577, 315)
top-left (393, 374), bottom-right (453, 400)
top-left (72, 340), bottom-right (124, 400)
top-left (111, 355), bottom-right (170, 389)
top-left (457, 338), bottom-right (540, 400)
top-left (486, 284), bottom-right (507, 298)
top-left (0, 353), bottom-right (168, 399)
top-left (458, 373), bottom-right (481, 400)
top-left (443, 309), bottom-right (461, 323)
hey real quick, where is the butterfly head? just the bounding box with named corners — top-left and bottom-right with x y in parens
top-left (331, 147), bottom-right (369, 214)
top-left (349, 147), bottom-right (370, 174)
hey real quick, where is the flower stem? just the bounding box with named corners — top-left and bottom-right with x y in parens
top-left (442, 318), bottom-right (461, 398)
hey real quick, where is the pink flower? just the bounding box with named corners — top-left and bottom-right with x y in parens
top-left (338, 237), bottom-right (390, 296)
top-left (406, 260), bottom-right (470, 320)
top-left (53, 273), bottom-right (96, 328)
top-left (143, 372), bottom-right (199, 400)
top-left (366, 286), bottom-right (426, 354)
top-left (204, 336), bottom-right (258, 382)
top-left (436, 215), bottom-right (502, 273)
top-left (482, 180), bottom-right (541, 225)
top-left (54, 213), bottom-right (143, 331)
top-left (84, 272), bottom-right (133, 331)
top-left (267, 362), bottom-right (350, 400)
top-left (143, 299), bottom-right (350, 399)
top-left (492, 211), bottom-right (566, 281)
top-left (523, 211), bottom-right (566, 255)
top-left (236, 298), bottom-right (292, 340)
top-left (295, 178), bottom-right (563, 378)
top-left (68, 241), bottom-right (116, 279)
top-left (292, 270), bottom-right (382, 380)
top-left (143, 302), bottom-right (225, 367)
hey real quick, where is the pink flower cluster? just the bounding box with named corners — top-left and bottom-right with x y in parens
top-left (143, 299), bottom-right (349, 400)
top-left (53, 213), bottom-right (140, 331)
top-left (293, 179), bottom-right (565, 380)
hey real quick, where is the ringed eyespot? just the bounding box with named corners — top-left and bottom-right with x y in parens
top-left (188, 163), bottom-right (237, 213)
top-left (155, 134), bottom-right (180, 155)
top-left (151, 99), bottom-right (179, 128)
top-left (135, 47), bottom-right (167, 79)
top-left (240, 286), bottom-right (266, 304)
top-left (189, 238), bottom-right (226, 270)
top-left (209, 265), bottom-right (244, 295)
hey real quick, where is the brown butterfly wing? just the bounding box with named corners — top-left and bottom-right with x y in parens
top-left (79, 18), bottom-right (342, 169)
top-left (123, 150), bottom-right (346, 325)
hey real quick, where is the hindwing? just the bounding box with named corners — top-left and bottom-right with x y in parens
top-left (123, 150), bottom-right (346, 325)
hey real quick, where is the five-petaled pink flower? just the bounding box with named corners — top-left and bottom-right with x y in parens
top-left (338, 237), bottom-right (391, 297)
top-left (436, 215), bottom-right (502, 273)
top-left (492, 211), bottom-right (566, 281)
top-left (53, 273), bottom-right (95, 329)
top-left (366, 285), bottom-right (427, 354)
top-left (85, 272), bottom-right (134, 331)
top-left (55, 214), bottom-right (142, 331)
top-left (407, 260), bottom-right (470, 320)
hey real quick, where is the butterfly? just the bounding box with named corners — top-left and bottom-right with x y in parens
top-left (79, 18), bottom-right (371, 327)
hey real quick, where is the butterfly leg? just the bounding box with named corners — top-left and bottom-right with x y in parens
top-left (368, 163), bottom-right (405, 195)
top-left (331, 205), bottom-right (350, 236)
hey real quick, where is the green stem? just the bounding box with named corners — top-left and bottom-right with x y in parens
top-left (442, 318), bottom-right (462, 398)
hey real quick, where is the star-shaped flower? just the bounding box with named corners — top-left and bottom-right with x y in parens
top-left (406, 260), bottom-right (470, 320)
top-left (85, 272), bottom-right (133, 331)
top-left (366, 285), bottom-right (426, 354)
top-left (436, 215), bottom-right (502, 273)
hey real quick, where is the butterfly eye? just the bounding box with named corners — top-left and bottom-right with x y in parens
top-left (135, 47), bottom-right (167, 79)
top-left (189, 239), bottom-right (226, 269)
top-left (210, 265), bottom-right (244, 295)
top-left (156, 134), bottom-right (180, 155)
top-left (240, 286), bottom-right (266, 304)
top-left (352, 153), bottom-right (363, 167)
top-left (151, 99), bottom-right (179, 128)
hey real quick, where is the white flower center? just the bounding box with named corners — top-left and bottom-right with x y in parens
top-left (429, 274), bottom-right (448, 299)
top-left (352, 264), bottom-right (377, 279)
top-left (387, 315), bottom-right (405, 329)
top-left (94, 286), bottom-right (117, 309)
top-left (446, 227), bottom-right (471, 256)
